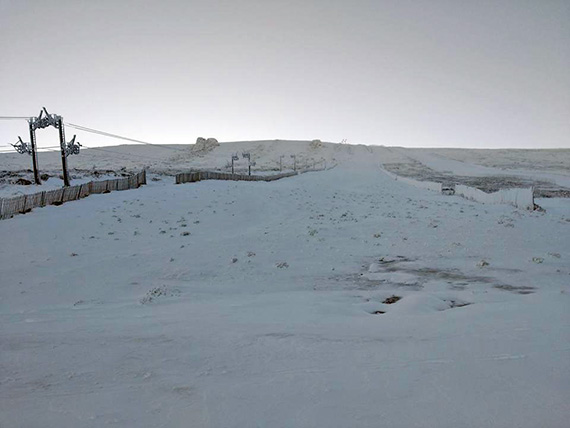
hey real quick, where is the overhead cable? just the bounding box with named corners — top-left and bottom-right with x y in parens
top-left (64, 122), bottom-right (187, 152)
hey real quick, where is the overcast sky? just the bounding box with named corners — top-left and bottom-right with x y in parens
top-left (1, 0), bottom-right (569, 149)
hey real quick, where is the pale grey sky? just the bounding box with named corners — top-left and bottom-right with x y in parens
top-left (1, 0), bottom-right (569, 149)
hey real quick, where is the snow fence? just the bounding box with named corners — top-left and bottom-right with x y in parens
top-left (176, 170), bottom-right (298, 184)
top-left (0, 170), bottom-right (146, 220)
top-left (380, 165), bottom-right (534, 210)
top-left (454, 185), bottom-right (534, 210)
top-left (380, 168), bottom-right (442, 193)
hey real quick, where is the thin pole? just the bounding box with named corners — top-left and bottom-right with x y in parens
top-left (58, 117), bottom-right (70, 186)
top-left (28, 121), bottom-right (41, 185)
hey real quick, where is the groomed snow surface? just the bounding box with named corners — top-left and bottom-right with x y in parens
top-left (1, 148), bottom-right (569, 427)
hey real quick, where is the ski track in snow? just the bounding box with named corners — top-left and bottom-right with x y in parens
top-left (1, 144), bottom-right (569, 427)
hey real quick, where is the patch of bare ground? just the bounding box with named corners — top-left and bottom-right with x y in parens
top-left (382, 162), bottom-right (569, 197)
top-left (382, 295), bottom-right (402, 304)
top-left (493, 284), bottom-right (535, 295)
top-left (334, 255), bottom-right (535, 295)
top-left (446, 300), bottom-right (471, 308)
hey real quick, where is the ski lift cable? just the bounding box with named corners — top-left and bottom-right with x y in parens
top-left (64, 122), bottom-right (188, 152)
top-left (78, 144), bottom-right (164, 161)
top-left (19, 144), bottom-right (163, 161)
top-left (0, 142), bottom-right (164, 161)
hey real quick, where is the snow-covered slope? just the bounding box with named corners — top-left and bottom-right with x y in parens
top-left (2, 141), bottom-right (569, 198)
top-left (0, 140), bottom-right (381, 174)
top-left (1, 151), bottom-right (569, 427)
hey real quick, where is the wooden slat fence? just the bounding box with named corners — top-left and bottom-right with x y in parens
top-left (0, 170), bottom-right (146, 220)
top-left (175, 170), bottom-right (298, 185)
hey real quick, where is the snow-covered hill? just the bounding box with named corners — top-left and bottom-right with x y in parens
top-left (1, 148), bottom-right (569, 427)
top-left (1, 141), bottom-right (569, 198)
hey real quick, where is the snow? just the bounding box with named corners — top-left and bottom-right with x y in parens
top-left (1, 144), bottom-right (569, 427)
top-left (2, 141), bottom-right (568, 195)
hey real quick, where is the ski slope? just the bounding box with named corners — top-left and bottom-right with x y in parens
top-left (1, 147), bottom-right (569, 427)
top-left (2, 140), bottom-right (569, 198)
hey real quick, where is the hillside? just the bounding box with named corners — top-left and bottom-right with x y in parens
top-left (1, 147), bottom-right (569, 427)
top-left (1, 141), bottom-right (569, 198)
